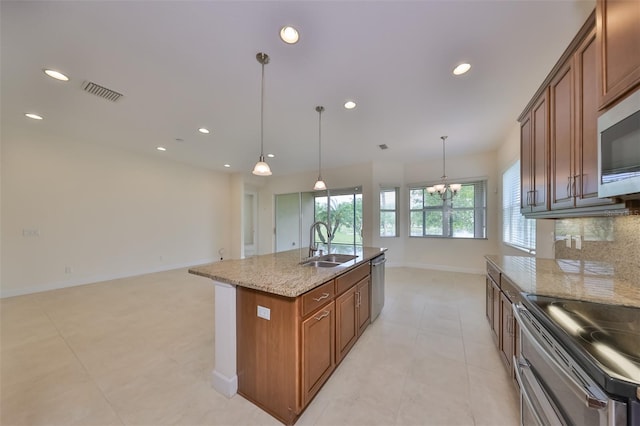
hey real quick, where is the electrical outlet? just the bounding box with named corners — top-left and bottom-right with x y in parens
top-left (64, 266), bottom-right (73, 274)
top-left (22, 229), bottom-right (40, 237)
top-left (565, 235), bottom-right (572, 248)
top-left (257, 305), bottom-right (271, 320)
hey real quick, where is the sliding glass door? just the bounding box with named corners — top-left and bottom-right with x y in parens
top-left (275, 187), bottom-right (362, 252)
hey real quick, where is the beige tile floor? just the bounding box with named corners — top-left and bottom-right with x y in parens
top-left (1, 267), bottom-right (519, 426)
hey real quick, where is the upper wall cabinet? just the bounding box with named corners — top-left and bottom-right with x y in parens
top-left (596, 0), bottom-right (640, 110)
top-left (550, 27), bottom-right (617, 211)
top-left (519, 11), bottom-right (623, 218)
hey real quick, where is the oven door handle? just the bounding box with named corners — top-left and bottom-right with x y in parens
top-left (514, 356), bottom-right (564, 426)
top-left (513, 303), bottom-right (608, 410)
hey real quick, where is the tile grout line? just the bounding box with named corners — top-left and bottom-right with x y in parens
top-left (38, 301), bottom-right (127, 426)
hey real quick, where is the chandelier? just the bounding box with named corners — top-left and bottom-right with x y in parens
top-left (427, 136), bottom-right (461, 200)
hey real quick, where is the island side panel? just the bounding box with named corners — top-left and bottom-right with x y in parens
top-left (212, 281), bottom-right (238, 397)
top-left (236, 287), bottom-right (301, 424)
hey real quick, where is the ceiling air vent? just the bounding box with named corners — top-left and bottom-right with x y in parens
top-left (378, 144), bottom-right (388, 150)
top-left (82, 81), bottom-right (123, 102)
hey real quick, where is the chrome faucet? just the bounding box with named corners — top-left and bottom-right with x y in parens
top-left (309, 221), bottom-right (331, 258)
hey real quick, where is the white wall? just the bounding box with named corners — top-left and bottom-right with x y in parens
top-left (1, 130), bottom-right (231, 297)
top-left (402, 151), bottom-right (500, 274)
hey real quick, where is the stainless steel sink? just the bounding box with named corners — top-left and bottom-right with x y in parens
top-left (302, 260), bottom-right (341, 268)
top-left (317, 254), bottom-right (357, 263)
top-left (300, 254), bottom-right (357, 267)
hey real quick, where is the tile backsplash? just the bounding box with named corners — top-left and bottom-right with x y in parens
top-left (554, 215), bottom-right (640, 282)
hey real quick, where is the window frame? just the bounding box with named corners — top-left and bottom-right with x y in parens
top-left (379, 187), bottom-right (399, 238)
top-left (408, 180), bottom-right (487, 239)
top-left (502, 160), bottom-right (536, 253)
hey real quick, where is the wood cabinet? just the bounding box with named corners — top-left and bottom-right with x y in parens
top-left (301, 302), bottom-right (335, 406)
top-left (336, 265), bottom-right (370, 364)
top-left (550, 27), bottom-right (617, 211)
top-left (237, 261), bottom-right (371, 425)
top-left (520, 12), bottom-right (620, 217)
top-left (521, 91), bottom-right (549, 214)
top-left (597, 0), bottom-right (640, 109)
top-left (485, 262), bottom-right (520, 388)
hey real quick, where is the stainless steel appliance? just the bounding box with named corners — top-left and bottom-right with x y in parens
top-left (598, 87), bottom-right (640, 199)
top-left (513, 296), bottom-right (640, 426)
top-left (370, 254), bottom-right (386, 322)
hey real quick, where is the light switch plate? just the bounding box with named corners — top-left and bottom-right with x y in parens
top-left (257, 305), bottom-right (270, 320)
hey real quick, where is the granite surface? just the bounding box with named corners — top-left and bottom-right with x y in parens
top-left (485, 255), bottom-right (640, 308)
top-left (189, 247), bottom-right (387, 298)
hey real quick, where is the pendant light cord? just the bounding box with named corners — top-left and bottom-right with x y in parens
top-left (441, 136), bottom-right (447, 180)
top-left (318, 107), bottom-right (322, 175)
top-left (260, 59), bottom-right (265, 158)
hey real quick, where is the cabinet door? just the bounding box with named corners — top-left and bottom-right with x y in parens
top-left (335, 285), bottom-right (358, 363)
top-left (520, 114), bottom-right (533, 212)
top-left (500, 293), bottom-right (514, 371)
top-left (576, 28), bottom-right (617, 207)
top-left (485, 276), bottom-right (493, 325)
top-left (491, 280), bottom-right (500, 346)
top-left (356, 278), bottom-right (370, 336)
top-left (597, 0), bottom-right (640, 109)
top-left (531, 91), bottom-right (549, 212)
top-left (302, 302), bottom-right (335, 406)
top-left (550, 62), bottom-right (575, 210)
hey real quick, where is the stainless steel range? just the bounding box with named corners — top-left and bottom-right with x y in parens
top-left (513, 295), bottom-right (640, 426)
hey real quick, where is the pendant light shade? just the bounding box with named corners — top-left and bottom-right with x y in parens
top-left (426, 136), bottom-right (460, 200)
top-left (252, 52), bottom-right (272, 176)
top-left (313, 106), bottom-right (327, 190)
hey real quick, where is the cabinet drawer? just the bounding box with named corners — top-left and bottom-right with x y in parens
top-left (302, 280), bottom-right (335, 317)
top-left (501, 275), bottom-right (522, 304)
top-left (486, 262), bottom-right (501, 286)
top-left (335, 263), bottom-right (370, 296)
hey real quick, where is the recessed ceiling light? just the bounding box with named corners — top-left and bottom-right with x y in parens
top-left (43, 69), bottom-right (69, 81)
top-left (344, 101), bottom-right (357, 110)
top-left (453, 63), bottom-right (471, 76)
top-left (224, 164), bottom-right (231, 168)
top-left (25, 113), bottom-right (43, 120)
top-left (280, 26), bottom-right (299, 44)
top-left (157, 146), bottom-right (167, 151)
top-left (267, 153), bottom-right (275, 158)
top-left (198, 128), bottom-right (210, 134)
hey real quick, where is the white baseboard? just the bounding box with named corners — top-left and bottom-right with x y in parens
top-left (0, 258), bottom-right (215, 298)
top-left (212, 369), bottom-right (238, 398)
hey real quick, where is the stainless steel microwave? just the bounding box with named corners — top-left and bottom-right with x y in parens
top-left (598, 88), bottom-right (640, 199)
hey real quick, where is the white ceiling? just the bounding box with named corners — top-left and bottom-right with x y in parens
top-left (1, 0), bottom-right (595, 176)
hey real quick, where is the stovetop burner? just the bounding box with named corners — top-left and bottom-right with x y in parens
top-left (526, 295), bottom-right (640, 388)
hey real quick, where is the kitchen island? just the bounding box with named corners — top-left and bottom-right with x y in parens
top-left (189, 246), bottom-right (386, 425)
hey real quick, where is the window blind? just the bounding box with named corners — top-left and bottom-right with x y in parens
top-left (502, 161), bottom-right (536, 252)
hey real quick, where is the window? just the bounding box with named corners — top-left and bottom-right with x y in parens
top-left (502, 161), bottom-right (536, 252)
top-left (314, 187), bottom-right (363, 246)
top-left (409, 181), bottom-right (487, 238)
top-left (380, 188), bottom-right (399, 237)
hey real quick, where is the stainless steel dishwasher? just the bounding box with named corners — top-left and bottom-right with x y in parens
top-left (370, 254), bottom-right (386, 322)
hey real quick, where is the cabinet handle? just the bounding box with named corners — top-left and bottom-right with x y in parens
top-left (314, 310), bottom-right (330, 321)
top-left (566, 176), bottom-right (572, 197)
top-left (313, 292), bottom-right (330, 302)
top-left (573, 175), bottom-right (580, 198)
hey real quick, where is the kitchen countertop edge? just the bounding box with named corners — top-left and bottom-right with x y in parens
top-left (189, 247), bottom-right (386, 298)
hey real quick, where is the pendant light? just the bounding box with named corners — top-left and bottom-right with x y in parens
top-left (252, 52), bottom-right (272, 176)
top-left (313, 106), bottom-right (327, 190)
top-left (427, 136), bottom-right (461, 200)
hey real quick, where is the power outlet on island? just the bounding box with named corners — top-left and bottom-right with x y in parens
top-left (257, 305), bottom-right (271, 320)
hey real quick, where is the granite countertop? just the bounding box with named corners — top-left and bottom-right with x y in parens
top-left (189, 246), bottom-right (386, 298)
top-left (485, 255), bottom-right (640, 308)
